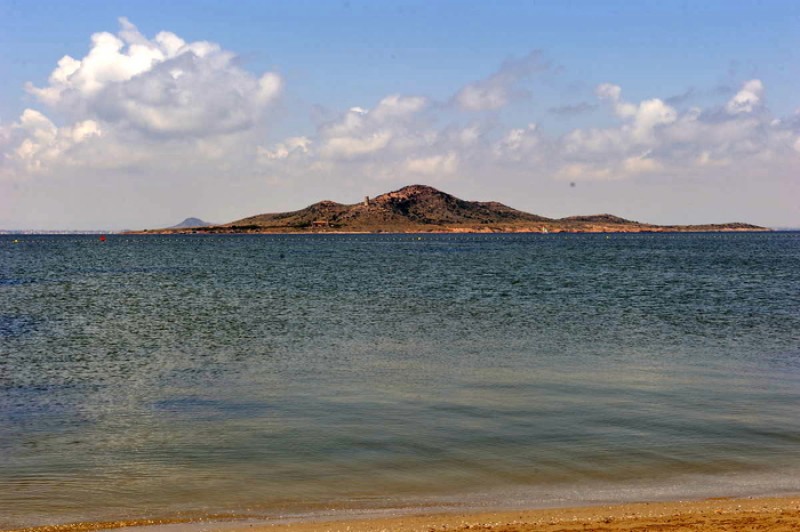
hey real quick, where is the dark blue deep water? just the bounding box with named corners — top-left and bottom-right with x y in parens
top-left (1, 233), bottom-right (799, 528)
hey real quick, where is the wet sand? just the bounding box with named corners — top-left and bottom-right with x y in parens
top-left (248, 496), bottom-right (800, 531)
top-left (9, 496), bottom-right (800, 532)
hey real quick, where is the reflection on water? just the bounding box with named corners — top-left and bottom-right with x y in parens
top-left (1, 233), bottom-right (800, 528)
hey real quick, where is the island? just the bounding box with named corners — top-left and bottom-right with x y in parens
top-left (137, 184), bottom-right (769, 234)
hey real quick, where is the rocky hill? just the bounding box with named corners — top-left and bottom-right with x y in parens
top-left (138, 184), bottom-right (769, 234)
top-left (228, 185), bottom-right (550, 232)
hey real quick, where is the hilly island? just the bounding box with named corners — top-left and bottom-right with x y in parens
top-left (138, 185), bottom-right (768, 234)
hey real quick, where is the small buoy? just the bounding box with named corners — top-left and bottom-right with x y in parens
top-left (13, 239), bottom-right (20, 244)
top-left (99, 235), bottom-right (106, 242)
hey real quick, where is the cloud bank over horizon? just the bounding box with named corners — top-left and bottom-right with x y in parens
top-left (1, 18), bottom-right (798, 229)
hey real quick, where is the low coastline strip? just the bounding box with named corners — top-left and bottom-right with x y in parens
top-left (7, 496), bottom-right (800, 532)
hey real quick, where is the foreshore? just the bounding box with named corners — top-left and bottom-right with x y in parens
top-left (8, 496), bottom-right (800, 532)
top-left (267, 496), bottom-right (800, 531)
top-left (128, 225), bottom-right (770, 235)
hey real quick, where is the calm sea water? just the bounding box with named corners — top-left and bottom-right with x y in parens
top-left (1, 233), bottom-right (799, 528)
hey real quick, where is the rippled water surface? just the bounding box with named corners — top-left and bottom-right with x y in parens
top-left (1, 233), bottom-right (799, 528)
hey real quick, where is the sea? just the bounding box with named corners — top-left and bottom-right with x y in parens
top-left (1, 232), bottom-right (799, 529)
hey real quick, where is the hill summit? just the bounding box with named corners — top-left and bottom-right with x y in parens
top-left (229, 184), bottom-right (551, 232)
top-left (169, 217), bottom-right (214, 229)
top-left (140, 184), bottom-right (768, 234)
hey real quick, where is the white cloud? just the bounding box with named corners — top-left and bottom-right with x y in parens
top-left (0, 18), bottom-right (286, 181)
top-left (371, 95), bottom-right (427, 121)
top-left (16, 109), bottom-right (57, 143)
top-left (552, 152), bottom-right (661, 182)
top-left (406, 152), bottom-right (458, 175)
top-left (322, 107), bottom-right (369, 138)
top-left (71, 120), bottom-right (102, 142)
top-left (320, 130), bottom-right (393, 159)
top-left (595, 83), bottom-right (676, 143)
top-left (726, 79), bottom-right (764, 114)
top-left (455, 51), bottom-right (546, 111)
top-left (455, 125), bottom-right (481, 145)
top-left (595, 83), bottom-right (622, 102)
top-left (7, 109), bottom-right (103, 174)
top-left (496, 79), bottom-right (798, 183)
top-left (595, 83), bottom-right (636, 118)
top-left (26, 17), bottom-right (281, 137)
top-left (260, 77), bottom-right (799, 194)
top-left (622, 151), bottom-right (662, 174)
top-left (630, 98), bottom-right (677, 142)
top-left (456, 84), bottom-right (510, 112)
top-left (561, 127), bottom-right (626, 156)
top-left (258, 136), bottom-right (311, 161)
top-left (499, 125), bottom-right (533, 151)
top-left (312, 94), bottom-right (429, 160)
top-left (493, 123), bottom-right (543, 161)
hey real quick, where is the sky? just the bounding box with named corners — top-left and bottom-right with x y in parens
top-left (1, 0), bottom-right (798, 229)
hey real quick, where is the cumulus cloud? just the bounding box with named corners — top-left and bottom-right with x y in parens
top-left (455, 51), bottom-right (547, 111)
top-left (26, 17), bottom-right (281, 137)
top-left (321, 130), bottom-right (394, 159)
top-left (595, 82), bottom-right (676, 142)
top-left (370, 95), bottom-right (427, 121)
top-left (493, 123), bottom-right (544, 161)
top-left (595, 83), bottom-right (635, 117)
top-left (257, 136), bottom-right (311, 161)
top-left (257, 74), bottom-right (798, 193)
top-left (595, 83), bottom-right (622, 103)
top-left (313, 94), bottom-right (429, 160)
top-left (726, 79), bottom-right (764, 114)
top-left (0, 17), bottom-right (285, 184)
top-left (630, 99), bottom-right (677, 142)
top-left (490, 78), bottom-right (798, 183)
top-left (5, 109), bottom-right (103, 174)
top-left (259, 91), bottom-right (465, 183)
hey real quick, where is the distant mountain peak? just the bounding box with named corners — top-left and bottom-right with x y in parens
top-left (169, 217), bottom-right (214, 229)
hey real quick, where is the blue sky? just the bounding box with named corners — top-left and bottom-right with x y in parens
top-left (1, 0), bottom-right (798, 229)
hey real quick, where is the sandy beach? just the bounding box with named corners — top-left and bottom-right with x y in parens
top-left (239, 496), bottom-right (800, 532)
top-left (8, 496), bottom-right (800, 532)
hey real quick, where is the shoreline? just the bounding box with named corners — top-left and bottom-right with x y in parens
top-left (3, 228), bottom-right (777, 236)
top-left (126, 224), bottom-right (772, 235)
top-left (126, 227), bottom-right (771, 236)
top-left (251, 495), bottom-right (800, 531)
top-left (6, 495), bottom-right (800, 532)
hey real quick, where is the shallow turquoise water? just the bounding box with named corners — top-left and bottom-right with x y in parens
top-left (1, 233), bottom-right (799, 528)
